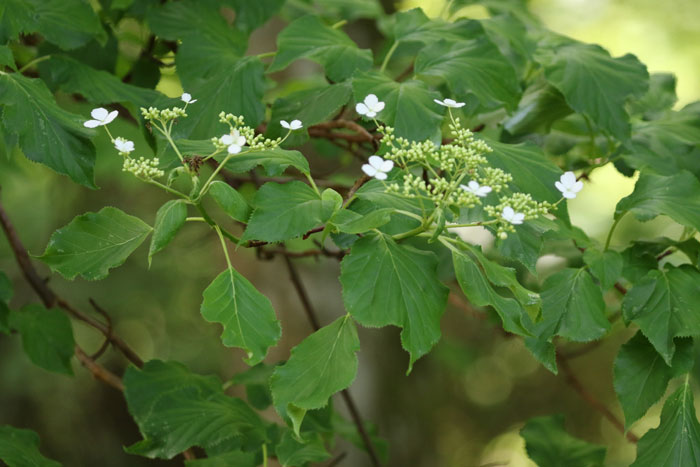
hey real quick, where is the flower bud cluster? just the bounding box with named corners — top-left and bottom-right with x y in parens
top-left (485, 193), bottom-right (552, 237)
top-left (123, 157), bottom-right (164, 179)
top-left (141, 106), bottom-right (187, 122)
top-left (216, 113), bottom-right (282, 151)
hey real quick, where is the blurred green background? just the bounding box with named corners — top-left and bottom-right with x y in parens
top-left (1, 1), bottom-right (699, 466)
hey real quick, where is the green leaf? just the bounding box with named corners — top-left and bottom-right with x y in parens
top-left (632, 379), bottom-right (700, 466)
top-left (496, 217), bottom-right (555, 274)
top-left (615, 171), bottom-right (700, 231)
top-left (583, 248), bottom-right (623, 291)
top-left (0, 73), bottom-right (96, 187)
top-left (392, 9), bottom-right (474, 47)
top-left (535, 39), bottom-right (648, 139)
top-left (175, 57), bottom-right (266, 139)
top-left (0, 0), bottom-right (105, 50)
top-left (14, 305), bottom-right (74, 375)
top-left (539, 268), bottom-right (610, 342)
top-left (622, 265), bottom-right (700, 365)
top-left (149, 200), bottom-right (187, 265)
top-left (0, 425), bottom-right (61, 467)
top-left (200, 267), bottom-right (281, 366)
top-left (352, 70), bottom-right (444, 142)
top-left (208, 181), bottom-right (251, 223)
top-left (315, 0), bottom-right (384, 20)
top-left (452, 246), bottom-right (536, 336)
top-left (221, 148), bottom-right (310, 176)
top-left (330, 208), bottom-right (393, 234)
top-left (224, 0), bottom-right (285, 33)
top-left (243, 181), bottom-right (334, 243)
top-left (503, 79), bottom-right (572, 136)
top-left (38, 55), bottom-right (162, 109)
top-left (269, 15), bottom-right (372, 82)
top-left (231, 363), bottom-right (277, 410)
top-left (521, 414), bottom-right (607, 467)
top-left (614, 332), bottom-right (694, 429)
top-left (185, 450), bottom-right (256, 467)
top-left (414, 27), bottom-right (521, 109)
top-left (0, 45), bottom-right (16, 71)
top-left (124, 360), bottom-right (266, 459)
top-left (39, 207), bottom-right (152, 281)
top-left (628, 73), bottom-right (678, 119)
top-left (340, 233), bottom-right (449, 371)
top-left (270, 315), bottom-right (359, 435)
top-left (267, 82), bottom-right (353, 144)
top-left (276, 430), bottom-right (331, 466)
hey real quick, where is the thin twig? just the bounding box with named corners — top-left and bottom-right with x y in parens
top-left (557, 355), bottom-right (639, 443)
top-left (283, 256), bottom-right (381, 466)
top-left (326, 451), bottom-right (347, 467)
top-left (74, 346), bottom-right (124, 391)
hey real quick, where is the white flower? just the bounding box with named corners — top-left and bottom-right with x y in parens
top-left (362, 155), bottom-right (394, 180)
top-left (221, 130), bottom-right (246, 154)
top-left (281, 119), bottom-right (303, 130)
top-left (355, 94), bottom-right (385, 118)
top-left (181, 92), bottom-right (196, 104)
top-left (84, 107), bottom-right (118, 128)
top-left (555, 171), bottom-right (584, 199)
top-left (434, 98), bottom-right (465, 108)
top-left (501, 206), bottom-right (525, 225)
top-left (460, 180), bottom-right (492, 197)
top-left (114, 137), bottom-right (134, 154)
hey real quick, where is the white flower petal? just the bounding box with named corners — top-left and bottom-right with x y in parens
top-left (280, 120), bottom-right (291, 129)
top-left (561, 171), bottom-right (577, 187)
top-left (380, 159), bottom-right (394, 172)
top-left (434, 99), bottom-right (445, 106)
top-left (555, 181), bottom-right (565, 193)
top-left (290, 119), bottom-right (303, 129)
top-left (104, 110), bottom-right (119, 124)
top-left (563, 191), bottom-right (577, 199)
top-left (468, 180), bottom-right (480, 191)
top-left (572, 180), bottom-right (584, 192)
top-left (83, 119), bottom-right (101, 128)
top-left (356, 102), bottom-right (369, 116)
top-left (364, 94), bottom-right (378, 107)
top-left (228, 144), bottom-right (242, 154)
top-left (452, 101), bottom-right (466, 108)
top-left (368, 155), bottom-right (384, 170)
top-left (220, 134), bottom-right (233, 145)
top-left (373, 101), bottom-right (385, 113)
top-left (362, 164), bottom-right (378, 177)
top-left (512, 213), bottom-right (525, 224)
top-left (235, 136), bottom-right (246, 146)
top-left (365, 110), bottom-right (377, 118)
top-left (91, 107), bottom-right (108, 121)
top-left (444, 99), bottom-right (457, 106)
top-left (374, 172), bottom-right (388, 180)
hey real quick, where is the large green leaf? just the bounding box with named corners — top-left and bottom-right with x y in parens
top-left (628, 73), bottom-right (678, 119)
top-left (583, 248), bottom-right (623, 291)
top-left (622, 265), bottom-right (700, 365)
top-left (352, 70), bottom-right (444, 142)
top-left (539, 268), bottom-right (610, 342)
top-left (616, 170), bottom-right (700, 236)
top-left (276, 430), bottom-right (331, 466)
top-left (452, 245), bottom-right (537, 336)
top-left (0, 73), bottom-right (96, 187)
top-left (185, 450), bottom-right (256, 467)
top-left (224, 0), bottom-right (285, 33)
top-left (315, 0), bottom-right (384, 20)
top-left (38, 55), bottom-right (162, 109)
top-left (13, 305), bottom-right (74, 375)
top-left (632, 379), bottom-right (700, 466)
top-left (270, 315), bottom-right (359, 435)
top-left (222, 147), bottom-right (310, 176)
top-left (174, 57), bottom-right (266, 140)
top-left (243, 182), bottom-right (336, 242)
top-left (0, 425), bottom-right (61, 467)
top-left (268, 15), bottom-right (372, 82)
top-left (392, 9), bottom-right (475, 47)
top-left (414, 26), bottom-right (521, 109)
top-left (614, 332), bottom-right (694, 429)
top-left (200, 267), bottom-right (281, 366)
top-left (0, 45), bottom-right (16, 71)
top-left (124, 360), bottom-right (266, 459)
top-left (149, 200), bottom-right (187, 265)
top-left (39, 207), bottom-right (152, 280)
top-left (0, 0), bottom-right (105, 50)
top-left (340, 233), bottom-right (449, 371)
top-left (535, 39), bottom-right (648, 139)
top-left (521, 414), bottom-right (607, 467)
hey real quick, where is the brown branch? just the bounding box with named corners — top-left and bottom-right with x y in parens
top-left (557, 355), bottom-right (639, 443)
top-left (326, 452), bottom-right (347, 467)
top-left (74, 346), bottom-right (124, 391)
top-left (283, 256), bottom-right (381, 467)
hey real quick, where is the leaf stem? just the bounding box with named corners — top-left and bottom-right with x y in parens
top-left (604, 211), bottom-right (626, 251)
top-left (214, 224), bottom-right (233, 270)
top-left (18, 55), bottom-right (52, 73)
top-left (146, 179), bottom-right (190, 200)
top-left (380, 41), bottom-right (400, 74)
top-left (262, 444), bottom-right (268, 467)
top-left (257, 51), bottom-right (276, 59)
top-left (392, 224), bottom-right (426, 241)
top-left (331, 19), bottom-right (348, 29)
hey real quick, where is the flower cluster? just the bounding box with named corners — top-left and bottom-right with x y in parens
top-left (123, 156), bottom-right (164, 179)
top-left (141, 106), bottom-right (187, 123)
top-left (212, 113), bottom-right (282, 152)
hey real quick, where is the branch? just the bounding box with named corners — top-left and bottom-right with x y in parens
top-left (282, 255), bottom-right (381, 467)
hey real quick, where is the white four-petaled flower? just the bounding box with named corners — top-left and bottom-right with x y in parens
top-left (84, 107), bottom-right (118, 128)
top-left (114, 137), bottom-right (134, 154)
top-left (555, 171), bottom-right (583, 199)
top-left (181, 92), bottom-right (197, 104)
top-left (434, 98), bottom-right (465, 108)
top-left (460, 180), bottom-right (492, 197)
top-left (221, 130), bottom-right (246, 154)
top-left (362, 155), bottom-right (394, 180)
top-left (502, 206), bottom-right (525, 225)
top-left (356, 94), bottom-right (385, 118)
top-left (280, 119), bottom-right (303, 130)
